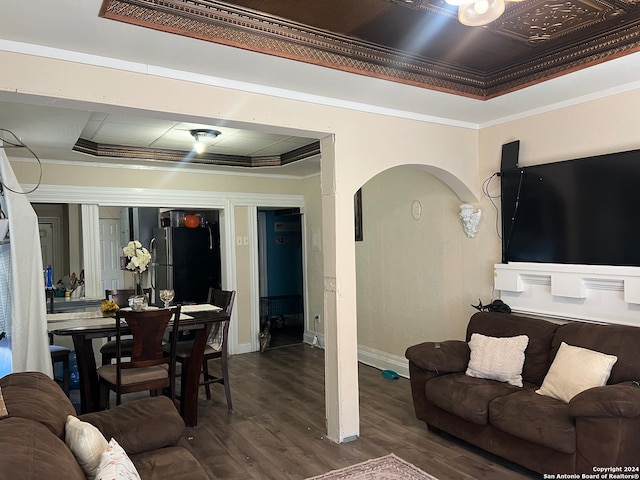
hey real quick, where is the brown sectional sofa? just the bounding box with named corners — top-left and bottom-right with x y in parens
top-left (0, 371), bottom-right (210, 480)
top-left (406, 311), bottom-right (640, 475)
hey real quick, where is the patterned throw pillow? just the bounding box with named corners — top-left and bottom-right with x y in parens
top-left (95, 438), bottom-right (141, 480)
top-left (465, 333), bottom-right (530, 387)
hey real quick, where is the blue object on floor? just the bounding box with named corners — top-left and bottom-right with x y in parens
top-left (69, 352), bottom-right (79, 389)
top-left (381, 369), bottom-right (399, 379)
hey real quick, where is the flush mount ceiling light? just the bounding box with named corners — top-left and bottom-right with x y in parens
top-left (446, 0), bottom-right (522, 26)
top-left (190, 129), bottom-right (221, 154)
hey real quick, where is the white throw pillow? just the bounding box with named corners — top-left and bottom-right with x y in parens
top-left (65, 415), bottom-right (109, 480)
top-left (536, 342), bottom-right (618, 403)
top-left (95, 438), bottom-right (141, 480)
top-left (465, 333), bottom-right (529, 387)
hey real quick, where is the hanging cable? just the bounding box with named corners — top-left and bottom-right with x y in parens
top-left (0, 128), bottom-right (43, 194)
top-left (482, 172), bottom-right (502, 239)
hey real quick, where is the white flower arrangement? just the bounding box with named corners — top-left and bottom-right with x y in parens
top-left (122, 240), bottom-right (151, 273)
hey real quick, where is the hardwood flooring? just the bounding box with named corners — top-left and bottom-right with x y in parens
top-left (178, 344), bottom-right (540, 480)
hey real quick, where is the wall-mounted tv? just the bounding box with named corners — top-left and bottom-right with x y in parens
top-left (501, 145), bottom-right (640, 267)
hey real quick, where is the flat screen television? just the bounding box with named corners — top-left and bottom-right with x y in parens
top-left (501, 147), bottom-right (640, 267)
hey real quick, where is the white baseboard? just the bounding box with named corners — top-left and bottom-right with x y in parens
top-left (302, 330), bottom-right (409, 379)
top-left (236, 343), bottom-right (253, 355)
top-left (237, 331), bottom-right (410, 379)
top-left (357, 344), bottom-right (409, 379)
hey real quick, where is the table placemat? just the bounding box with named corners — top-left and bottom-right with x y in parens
top-left (47, 311), bottom-right (102, 322)
top-left (180, 304), bottom-right (222, 313)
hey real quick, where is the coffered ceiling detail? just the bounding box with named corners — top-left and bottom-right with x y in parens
top-left (99, 0), bottom-right (640, 99)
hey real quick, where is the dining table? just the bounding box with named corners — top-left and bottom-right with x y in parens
top-left (47, 304), bottom-right (229, 427)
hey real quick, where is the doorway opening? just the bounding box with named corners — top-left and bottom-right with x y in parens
top-left (257, 208), bottom-right (304, 349)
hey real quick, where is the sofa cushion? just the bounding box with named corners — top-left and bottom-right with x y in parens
top-left (553, 322), bottom-right (640, 385)
top-left (0, 371), bottom-right (76, 439)
top-left (466, 312), bottom-right (560, 385)
top-left (80, 396), bottom-right (184, 455)
top-left (536, 342), bottom-right (617, 403)
top-left (65, 415), bottom-right (109, 479)
top-left (131, 446), bottom-right (211, 480)
top-left (466, 333), bottom-right (529, 387)
top-left (0, 417), bottom-right (86, 480)
top-left (425, 373), bottom-right (521, 425)
top-left (95, 438), bottom-right (141, 480)
top-left (490, 389), bottom-right (576, 454)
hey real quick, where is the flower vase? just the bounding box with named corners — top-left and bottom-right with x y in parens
top-left (130, 271), bottom-right (148, 311)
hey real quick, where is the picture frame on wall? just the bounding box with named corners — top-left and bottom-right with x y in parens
top-left (354, 188), bottom-right (363, 242)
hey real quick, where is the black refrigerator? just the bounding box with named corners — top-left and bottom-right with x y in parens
top-left (151, 226), bottom-right (221, 304)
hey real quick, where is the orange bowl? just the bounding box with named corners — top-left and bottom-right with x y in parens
top-left (184, 214), bottom-right (200, 228)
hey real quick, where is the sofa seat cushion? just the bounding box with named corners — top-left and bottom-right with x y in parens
top-left (131, 446), bottom-right (210, 480)
top-left (0, 417), bottom-right (86, 480)
top-left (425, 373), bottom-right (521, 425)
top-left (490, 389), bottom-right (576, 454)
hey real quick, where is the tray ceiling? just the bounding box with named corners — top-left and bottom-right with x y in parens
top-left (99, 0), bottom-right (640, 99)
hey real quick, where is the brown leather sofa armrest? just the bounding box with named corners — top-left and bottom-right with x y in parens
top-left (568, 382), bottom-right (640, 418)
top-left (405, 340), bottom-right (469, 374)
top-left (79, 396), bottom-right (185, 455)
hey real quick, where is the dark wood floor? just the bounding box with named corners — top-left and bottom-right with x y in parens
top-left (176, 344), bottom-right (540, 480)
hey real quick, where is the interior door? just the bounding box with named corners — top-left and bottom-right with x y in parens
top-left (38, 217), bottom-right (61, 283)
top-left (100, 219), bottom-right (124, 292)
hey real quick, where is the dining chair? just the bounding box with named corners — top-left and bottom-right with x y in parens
top-left (170, 288), bottom-right (235, 411)
top-left (96, 306), bottom-right (181, 408)
top-left (100, 288), bottom-right (151, 365)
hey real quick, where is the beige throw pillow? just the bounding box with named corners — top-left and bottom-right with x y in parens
top-left (536, 342), bottom-right (618, 403)
top-left (465, 333), bottom-right (529, 387)
top-left (65, 415), bottom-right (109, 480)
top-left (95, 438), bottom-right (141, 480)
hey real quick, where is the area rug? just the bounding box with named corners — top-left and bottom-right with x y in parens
top-left (305, 454), bottom-right (438, 480)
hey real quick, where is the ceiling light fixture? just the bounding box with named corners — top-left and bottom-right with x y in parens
top-left (190, 129), bottom-right (221, 154)
top-left (447, 0), bottom-right (521, 26)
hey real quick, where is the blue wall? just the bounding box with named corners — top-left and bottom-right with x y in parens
top-left (262, 210), bottom-right (303, 297)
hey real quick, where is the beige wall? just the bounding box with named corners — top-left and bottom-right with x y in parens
top-left (5, 50), bottom-right (639, 357)
top-left (233, 205), bottom-right (252, 346)
top-left (4, 45), bottom-right (640, 441)
top-left (2, 49), bottom-right (481, 354)
top-left (479, 90), bottom-right (640, 173)
top-left (356, 166), bottom-right (497, 356)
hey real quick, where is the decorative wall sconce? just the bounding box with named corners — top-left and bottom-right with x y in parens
top-left (459, 204), bottom-right (481, 238)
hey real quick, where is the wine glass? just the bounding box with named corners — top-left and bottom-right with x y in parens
top-left (159, 289), bottom-right (175, 308)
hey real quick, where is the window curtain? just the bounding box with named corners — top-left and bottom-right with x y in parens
top-left (0, 148), bottom-right (52, 377)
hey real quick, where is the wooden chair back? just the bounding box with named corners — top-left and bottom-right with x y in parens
top-left (208, 288), bottom-right (236, 315)
top-left (113, 306), bottom-right (181, 400)
top-left (200, 288), bottom-right (236, 409)
top-left (116, 308), bottom-right (179, 368)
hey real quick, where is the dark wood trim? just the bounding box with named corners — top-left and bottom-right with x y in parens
top-left (73, 137), bottom-right (320, 167)
top-left (355, 188), bottom-right (363, 242)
